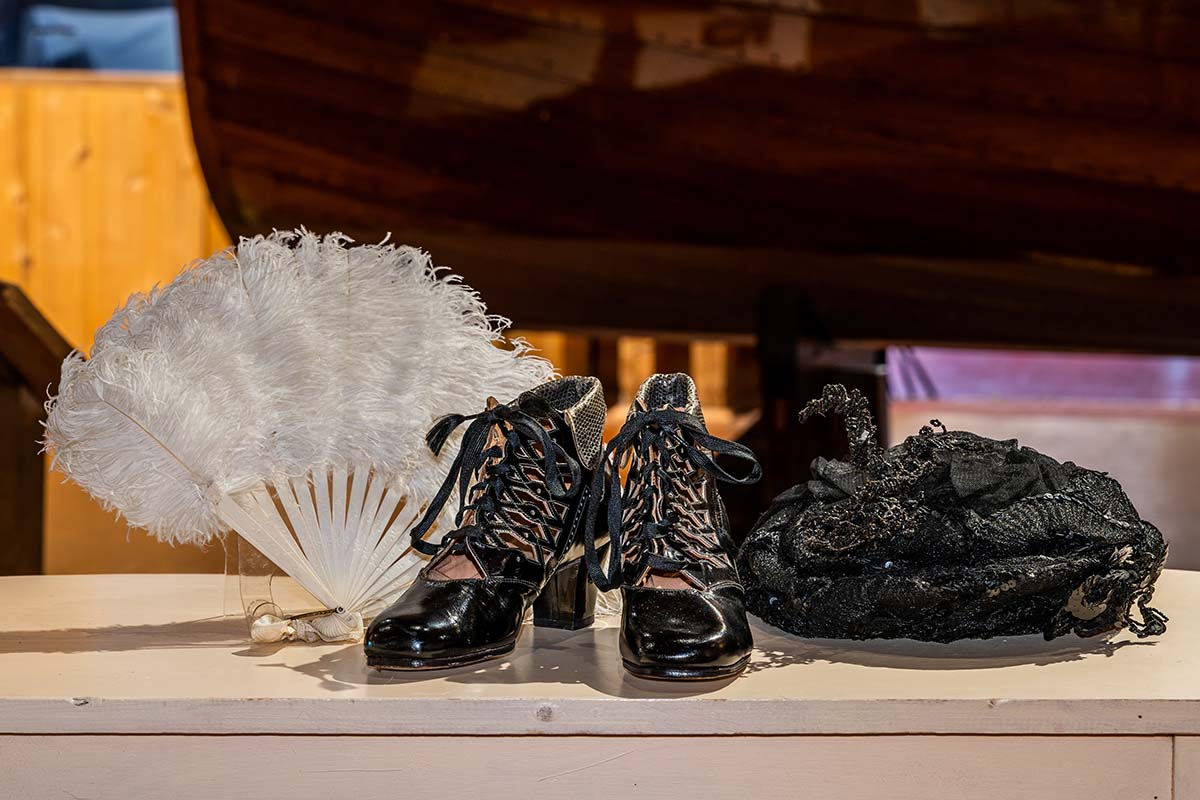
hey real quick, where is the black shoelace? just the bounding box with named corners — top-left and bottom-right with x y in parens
top-left (583, 408), bottom-right (761, 591)
top-left (409, 397), bottom-right (582, 563)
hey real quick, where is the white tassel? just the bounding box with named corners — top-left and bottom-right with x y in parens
top-left (45, 230), bottom-right (554, 627)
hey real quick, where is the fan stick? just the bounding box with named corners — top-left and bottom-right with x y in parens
top-left (271, 477), bottom-right (331, 595)
top-left (342, 468), bottom-right (389, 606)
top-left (348, 507), bottom-right (421, 608)
top-left (330, 464), bottom-right (349, 600)
top-left (341, 465), bottom-right (370, 601)
top-left (344, 486), bottom-right (407, 609)
top-left (311, 471), bottom-right (338, 601)
top-left (215, 493), bottom-right (335, 609)
top-left (239, 488), bottom-right (334, 606)
top-left (348, 502), bottom-right (423, 611)
top-left (286, 475), bottom-right (334, 601)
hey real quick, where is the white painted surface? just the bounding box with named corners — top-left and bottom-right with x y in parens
top-left (0, 572), bottom-right (1195, 736)
top-left (1176, 737), bottom-right (1200, 798)
top-left (0, 735), bottom-right (1173, 800)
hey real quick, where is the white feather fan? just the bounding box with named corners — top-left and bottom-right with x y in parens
top-left (44, 230), bottom-right (553, 641)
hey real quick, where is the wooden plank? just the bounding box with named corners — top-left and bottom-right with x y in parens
top-left (0, 80), bottom-right (28, 286)
top-left (0, 70), bottom-right (226, 350)
top-left (478, 0), bottom-right (1200, 65)
top-left (725, 342), bottom-right (758, 413)
top-left (24, 80), bottom-right (88, 346)
top-left (0, 734), bottom-right (1173, 800)
top-left (588, 336), bottom-right (620, 406)
top-left (42, 477), bottom-right (228, 576)
top-left (509, 330), bottom-right (591, 376)
top-left (690, 341), bottom-right (728, 407)
top-left (0, 572), bottom-right (1197, 736)
top-left (174, 147), bottom-right (1200, 351)
top-left (0, 69), bottom-right (180, 87)
top-left (617, 336), bottom-right (655, 404)
top-left (80, 77), bottom-right (108, 346)
top-left (404, 230), bottom-right (1200, 352)
top-left (1177, 736), bottom-right (1200, 799)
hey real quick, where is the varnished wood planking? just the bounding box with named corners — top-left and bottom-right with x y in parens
top-left (480, 0), bottom-right (1200, 66)
top-left (181, 0), bottom-right (1200, 273)
top-left (0, 282), bottom-right (70, 399)
top-left (375, 230), bottom-right (1200, 352)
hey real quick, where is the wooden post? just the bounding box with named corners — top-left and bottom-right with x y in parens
top-left (654, 341), bottom-right (691, 376)
top-left (0, 283), bottom-right (71, 574)
top-left (587, 337), bottom-right (620, 407)
top-left (726, 288), bottom-right (887, 540)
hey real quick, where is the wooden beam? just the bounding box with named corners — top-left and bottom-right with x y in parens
top-left (403, 231), bottom-right (1200, 355)
top-left (0, 360), bottom-right (44, 574)
top-left (0, 283), bottom-right (71, 575)
top-left (0, 283), bottom-right (72, 397)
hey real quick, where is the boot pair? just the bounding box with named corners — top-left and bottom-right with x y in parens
top-left (364, 373), bottom-right (762, 680)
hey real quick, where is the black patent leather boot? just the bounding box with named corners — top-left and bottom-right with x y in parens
top-left (583, 373), bottom-right (761, 680)
top-left (365, 376), bottom-right (607, 670)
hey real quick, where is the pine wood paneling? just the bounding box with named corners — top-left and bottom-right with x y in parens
top-left (0, 70), bottom-right (227, 348)
top-left (0, 69), bottom-right (229, 574)
top-left (0, 81), bottom-right (29, 286)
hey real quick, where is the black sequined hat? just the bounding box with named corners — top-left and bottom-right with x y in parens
top-left (738, 384), bottom-right (1168, 643)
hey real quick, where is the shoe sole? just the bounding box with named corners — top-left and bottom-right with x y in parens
top-left (621, 653), bottom-right (751, 681)
top-left (367, 639), bottom-right (517, 671)
top-left (368, 566), bottom-right (598, 670)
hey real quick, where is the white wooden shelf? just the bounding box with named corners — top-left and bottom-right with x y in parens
top-left (2, 571), bottom-right (1197, 798)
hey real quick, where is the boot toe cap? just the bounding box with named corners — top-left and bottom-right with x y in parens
top-left (364, 579), bottom-right (523, 667)
top-left (620, 586), bottom-right (752, 676)
top-left (365, 611), bottom-right (457, 658)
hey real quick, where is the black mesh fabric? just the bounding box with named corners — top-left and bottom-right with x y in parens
top-left (738, 384), bottom-right (1169, 642)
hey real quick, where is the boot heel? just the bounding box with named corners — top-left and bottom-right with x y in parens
top-left (533, 557), bottom-right (596, 630)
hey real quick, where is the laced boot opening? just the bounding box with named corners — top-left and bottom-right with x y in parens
top-left (412, 387), bottom-right (587, 582)
top-left (583, 373), bottom-right (761, 593)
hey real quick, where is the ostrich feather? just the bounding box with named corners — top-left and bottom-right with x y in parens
top-left (44, 230), bottom-right (553, 631)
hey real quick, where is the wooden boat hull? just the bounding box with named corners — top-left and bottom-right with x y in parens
top-left (178, 0), bottom-right (1200, 350)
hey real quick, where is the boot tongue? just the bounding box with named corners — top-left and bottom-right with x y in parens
top-left (634, 374), bottom-right (701, 417)
top-left (636, 398), bottom-right (691, 415)
top-left (430, 395), bottom-right (534, 581)
top-left (515, 390), bottom-right (554, 420)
